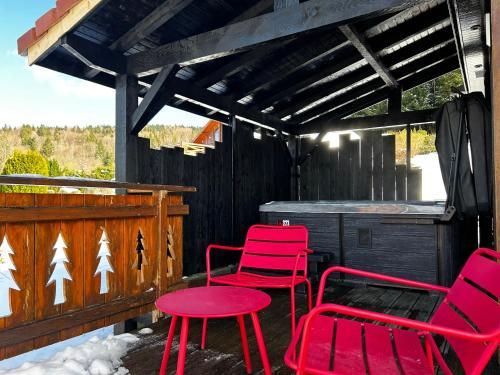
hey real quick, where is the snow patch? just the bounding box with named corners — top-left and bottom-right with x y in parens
top-left (138, 328), bottom-right (153, 335)
top-left (0, 334), bottom-right (139, 375)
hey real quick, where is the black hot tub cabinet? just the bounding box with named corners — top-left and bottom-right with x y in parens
top-left (260, 201), bottom-right (473, 287)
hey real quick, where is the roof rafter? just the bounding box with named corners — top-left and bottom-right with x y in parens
top-left (287, 40), bottom-right (457, 124)
top-left (127, 0), bottom-right (420, 75)
top-left (338, 24), bottom-right (398, 87)
top-left (111, 0), bottom-right (194, 53)
top-left (297, 56), bottom-right (459, 132)
top-left (271, 15), bottom-right (453, 119)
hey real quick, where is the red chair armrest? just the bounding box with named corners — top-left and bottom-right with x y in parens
top-left (316, 266), bottom-right (449, 304)
top-left (206, 244), bottom-right (244, 279)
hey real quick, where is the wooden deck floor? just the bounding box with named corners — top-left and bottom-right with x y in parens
top-left (122, 283), bottom-right (498, 375)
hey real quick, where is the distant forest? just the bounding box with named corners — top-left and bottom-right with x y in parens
top-left (0, 69), bottom-right (463, 180)
top-left (0, 124), bottom-right (201, 181)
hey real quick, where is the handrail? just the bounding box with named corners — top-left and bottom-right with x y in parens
top-left (0, 175), bottom-right (196, 192)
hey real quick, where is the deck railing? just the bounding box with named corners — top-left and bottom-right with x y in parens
top-left (0, 176), bottom-right (194, 359)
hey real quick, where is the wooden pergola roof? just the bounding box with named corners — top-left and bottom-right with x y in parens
top-left (18, 0), bottom-right (487, 135)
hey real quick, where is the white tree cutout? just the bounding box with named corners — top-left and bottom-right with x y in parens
top-left (0, 235), bottom-right (20, 317)
top-left (46, 233), bottom-right (72, 305)
top-left (94, 229), bottom-right (114, 294)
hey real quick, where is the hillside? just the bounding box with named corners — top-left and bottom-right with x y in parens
top-left (0, 125), bottom-right (201, 178)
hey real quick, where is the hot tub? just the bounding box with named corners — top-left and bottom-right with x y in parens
top-left (260, 201), bottom-right (474, 286)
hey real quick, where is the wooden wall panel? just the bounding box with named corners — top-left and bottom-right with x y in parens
top-left (300, 131), bottom-right (421, 202)
top-left (382, 135), bottom-right (396, 200)
top-left (359, 132), bottom-right (373, 199)
top-left (372, 131), bottom-right (383, 200)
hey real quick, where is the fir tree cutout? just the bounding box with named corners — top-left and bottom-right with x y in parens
top-left (47, 233), bottom-right (72, 305)
top-left (0, 235), bottom-right (20, 317)
top-left (94, 228), bottom-right (114, 294)
top-left (132, 229), bottom-right (148, 286)
top-left (166, 224), bottom-right (176, 277)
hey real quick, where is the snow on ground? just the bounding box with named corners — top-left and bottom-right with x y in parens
top-left (0, 331), bottom-right (139, 375)
top-left (411, 152), bottom-right (447, 201)
top-left (138, 328), bottom-right (153, 335)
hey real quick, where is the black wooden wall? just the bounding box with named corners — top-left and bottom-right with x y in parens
top-left (135, 123), bottom-right (291, 274)
top-left (299, 130), bottom-right (422, 201)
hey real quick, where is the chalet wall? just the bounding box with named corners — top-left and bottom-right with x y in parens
top-left (299, 130), bottom-right (422, 201)
top-left (135, 123), bottom-right (291, 275)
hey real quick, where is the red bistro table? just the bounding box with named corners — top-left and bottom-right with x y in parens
top-left (155, 286), bottom-right (272, 375)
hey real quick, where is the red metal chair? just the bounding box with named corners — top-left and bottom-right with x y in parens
top-left (203, 224), bottom-right (313, 346)
top-left (285, 248), bottom-right (500, 375)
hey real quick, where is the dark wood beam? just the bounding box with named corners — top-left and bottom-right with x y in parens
top-left (110, 0), bottom-right (194, 53)
top-left (130, 65), bottom-right (178, 135)
top-left (339, 24), bottom-right (398, 87)
top-left (169, 100), bottom-right (230, 124)
top-left (59, 34), bottom-right (126, 76)
top-left (297, 109), bottom-right (437, 135)
top-left (190, 0), bottom-right (279, 88)
top-left (170, 78), bottom-right (290, 132)
top-left (128, 0), bottom-right (419, 74)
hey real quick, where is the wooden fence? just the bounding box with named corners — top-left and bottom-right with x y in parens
top-left (300, 130), bottom-right (422, 201)
top-left (0, 188), bottom-right (188, 359)
top-left (135, 124), bottom-right (291, 274)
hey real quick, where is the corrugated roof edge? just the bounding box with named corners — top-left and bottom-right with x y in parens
top-left (17, 0), bottom-right (81, 56)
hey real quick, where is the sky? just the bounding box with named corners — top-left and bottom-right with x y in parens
top-left (0, 1), bottom-right (207, 127)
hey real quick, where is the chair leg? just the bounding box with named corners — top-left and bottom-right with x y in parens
top-left (237, 315), bottom-right (252, 374)
top-left (159, 315), bottom-right (178, 375)
top-left (201, 318), bottom-right (208, 349)
top-left (250, 312), bottom-right (272, 375)
top-left (305, 279), bottom-right (312, 311)
top-left (290, 286), bottom-right (296, 337)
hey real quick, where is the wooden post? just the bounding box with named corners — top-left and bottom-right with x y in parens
top-left (288, 135), bottom-right (300, 200)
top-left (115, 74), bottom-right (139, 182)
top-left (406, 123), bottom-right (411, 200)
top-left (492, 3), bottom-right (500, 249)
top-left (388, 87), bottom-right (402, 115)
top-left (230, 115), bottom-right (237, 244)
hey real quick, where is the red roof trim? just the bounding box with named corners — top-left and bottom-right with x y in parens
top-left (17, 0), bottom-right (82, 56)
